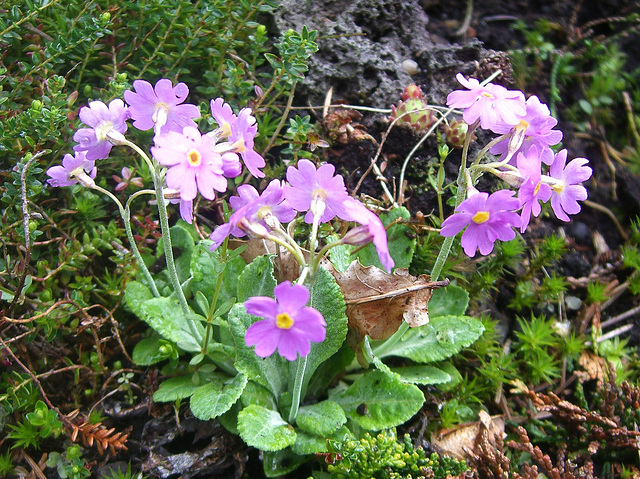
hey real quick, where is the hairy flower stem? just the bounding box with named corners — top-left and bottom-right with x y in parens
top-left (373, 120), bottom-right (479, 359)
top-left (289, 355), bottom-right (307, 423)
top-left (122, 139), bottom-right (199, 340)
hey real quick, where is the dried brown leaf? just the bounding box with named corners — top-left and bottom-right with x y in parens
top-left (329, 260), bottom-right (449, 341)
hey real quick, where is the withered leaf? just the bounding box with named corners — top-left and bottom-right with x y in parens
top-left (431, 411), bottom-right (505, 461)
top-left (329, 260), bottom-right (449, 341)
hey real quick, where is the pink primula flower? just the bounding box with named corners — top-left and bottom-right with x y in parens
top-left (47, 151), bottom-right (96, 188)
top-left (244, 281), bottom-right (326, 361)
top-left (547, 149), bottom-right (592, 222)
top-left (124, 79), bottom-right (200, 135)
top-left (151, 126), bottom-right (239, 201)
top-left (440, 189), bottom-right (522, 257)
top-left (73, 99), bottom-right (128, 160)
top-left (210, 98), bottom-right (266, 178)
top-left (446, 74), bottom-right (526, 131)
top-left (490, 95), bottom-right (563, 165)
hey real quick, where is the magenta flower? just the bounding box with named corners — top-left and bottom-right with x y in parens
top-left (490, 95), bottom-right (563, 165)
top-left (73, 99), bottom-right (128, 160)
top-left (151, 126), bottom-right (237, 201)
top-left (46, 151), bottom-right (96, 187)
top-left (210, 99), bottom-right (266, 178)
top-left (339, 198), bottom-right (395, 273)
top-left (284, 159), bottom-right (352, 224)
top-left (440, 189), bottom-right (522, 257)
top-left (516, 146), bottom-right (552, 232)
top-left (547, 149), bottom-right (592, 222)
top-left (210, 179), bottom-right (294, 251)
top-left (244, 281), bottom-right (326, 361)
top-left (446, 74), bottom-right (526, 131)
top-left (124, 79), bottom-right (200, 135)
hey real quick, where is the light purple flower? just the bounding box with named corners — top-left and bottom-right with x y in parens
top-left (244, 281), bottom-right (326, 361)
top-left (210, 179), bottom-right (294, 251)
top-left (284, 159), bottom-right (352, 224)
top-left (440, 189), bottom-right (522, 257)
top-left (169, 198), bottom-right (194, 224)
top-left (46, 151), bottom-right (96, 187)
top-left (516, 146), bottom-right (552, 232)
top-left (152, 126), bottom-right (237, 201)
top-left (210, 98), bottom-right (266, 178)
top-left (547, 149), bottom-right (592, 222)
top-left (446, 74), bottom-right (526, 131)
top-left (339, 198), bottom-right (395, 273)
top-left (490, 95), bottom-right (563, 165)
top-left (124, 79), bottom-right (200, 135)
top-left (73, 99), bottom-right (128, 160)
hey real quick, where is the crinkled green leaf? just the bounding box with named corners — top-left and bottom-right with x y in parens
top-left (263, 449), bottom-right (309, 478)
top-left (124, 280), bottom-right (154, 318)
top-left (190, 240), bottom-right (246, 307)
top-left (190, 373), bottom-right (247, 420)
top-left (237, 404), bottom-right (296, 451)
top-left (428, 284), bottom-right (469, 318)
top-left (297, 400), bottom-right (346, 436)
top-left (237, 254), bottom-right (277, 302)
top-left (379, 315), bottom-right (484, 363)
top-left (330, 370), bottom-right (424, 430)
top-left (153, 375), bottom-right (200, 402)
top-left (156, 223), bottom-right (195, 283)
top-left (138, 296), bottom-right (203, 352)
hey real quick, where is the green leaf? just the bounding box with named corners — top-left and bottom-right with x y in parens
top-left (379, 315), bottom-right (485, 363)
top-left (132, 336), bottom-right (166, 366)
top-left (153, 375), bottom-right (200, 402)
top-left (263, 449), bottom-right (309, 478)
top-left (300, 267), bottom-right (348, 396)
top-left (190, 240), bottom-right (246, 307)
top-left (428, 284), bottom-right (469, 318)
top-left (356, 207), bottom-right (415, 270)
top-left (190, 373), bottom-right (248, 420)
top-left (390, 365), bottom-right (452, 385)
top-left (139, 296), bottom-right (203, 352)
top-left (330, 370), bottom-right (424, 430)
top-left (297, 400), bottom-right (346, 436)
top-left (228, 304), bottom-right (288, 398)
top-left (237, 254), bottom-right (277, 301)
top-left (124, 281), bottom-right (154, 318)
top-left (291, 429), bottom-right (330, 455)
top-left (237, 404), bottom-right (296, 451)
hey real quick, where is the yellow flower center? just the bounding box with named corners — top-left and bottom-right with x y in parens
top-left (187, 149), bottom-right (202, 167)
top-left (516, 119), bottom-right (530, 131)
top-left (276, 313), bottom-right (294, 329)
top-left (472, 211), bottom-right (490, 224)
top-left (481, 91), bottom-right (494, 99)
top-left (219, 122), bottom-right (232, 138)
top-left (152, 102), bottom-right (169, 128)
top-left (551, 181), bottom-right (565, 194)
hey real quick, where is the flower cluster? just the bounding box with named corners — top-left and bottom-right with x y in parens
top-left (209, 159), bottom-right (395, 273)
top-left (441, 74), bottom-right (592, 257)
top-left (48, 78), bottom-right (266, 224)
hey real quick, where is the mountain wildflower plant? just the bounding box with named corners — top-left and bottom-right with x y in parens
top-left (43, 71), bottom-right (591, 476)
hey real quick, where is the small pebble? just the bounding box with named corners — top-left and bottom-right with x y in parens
top-left (402, 59), bottom-right (419, 76)
top-left (565, 295), bottom-right (583, 311)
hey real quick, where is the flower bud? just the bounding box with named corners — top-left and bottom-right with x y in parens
top-left (342, 225), bottom-right (373, 246)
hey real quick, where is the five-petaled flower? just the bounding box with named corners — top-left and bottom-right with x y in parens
top-left (547, 149), bottom-right (592, 222)
top-left (284, 159), bottom-right (352, 224)
top-left (446, 74), bottom-right (526, 131)
top-left (440, 189), bottom-right (522, 257)
top-left (151, 126), bottom-right (240, 202)
top-left (124, 79), bottom-right (200, 135)
top-left (73, 99), bottom-right (128, 160)
top-left (46, 151), bottom-right (96, 188)
top-left (516, 146), bottom-right (552, 233)
top-left (244, 281), bottom-right (326, 361)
